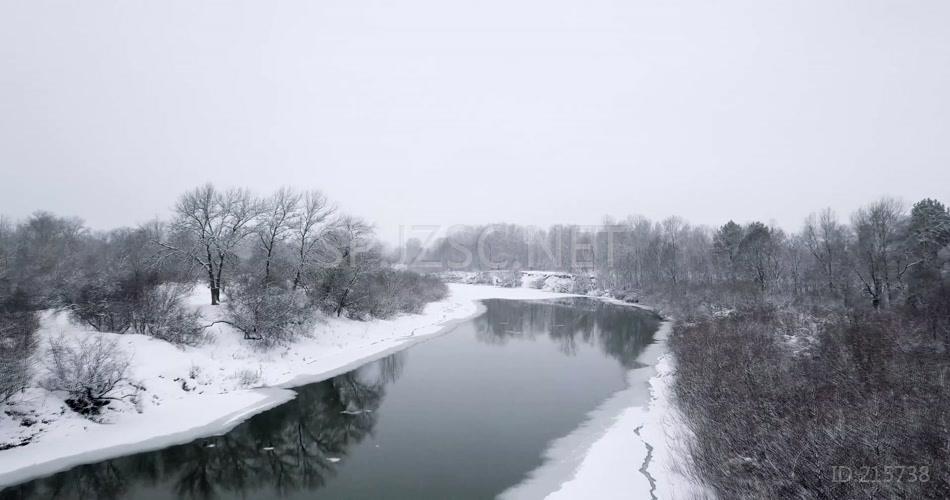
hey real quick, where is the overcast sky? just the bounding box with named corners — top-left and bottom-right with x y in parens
top-left (1, 0), bottom-right (948, 243)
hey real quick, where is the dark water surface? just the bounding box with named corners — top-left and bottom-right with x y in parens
top-left (2, 298), bottom-right (660, 500)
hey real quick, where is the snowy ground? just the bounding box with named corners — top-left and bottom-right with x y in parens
top-left (0, 281), bottom-right (707, 499)
top-left (0, 284), bottom-right (575, 487)
top-left (502, 322), bottom-right (713, 500)
top-left (441, 269), bottom-right (580, 292)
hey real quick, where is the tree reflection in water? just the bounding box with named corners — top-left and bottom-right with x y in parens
top-left (474, 298), bottom-right (660, 368)
top-left (1, 353), bottom-right (404, 500)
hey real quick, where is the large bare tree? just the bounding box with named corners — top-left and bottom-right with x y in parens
top-left (803, 208), bottom-right (851, 298)
top-left (661, 216), bottom-right (686, 285)
top-left (164, 184), bottom-right (260, 305)
top-left (256, 187), bottom-right (301, 285)
top-left (291, 190), bottom-right (335, 290)
top-left (850, 197), bottom-right (913, 308)
top-left (320, 216), bottom-right (376, 316)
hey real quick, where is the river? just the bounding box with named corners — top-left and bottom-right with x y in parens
top-left (1, 297), bottom-right (662, 500)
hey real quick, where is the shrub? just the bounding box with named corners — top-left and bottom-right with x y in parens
top-left (42, 335), bottom-right (131, 416)
top-left (233, 368), bottom-right (262, 387)
top-left (571, 274), bottom-right (593, 294)
top-left (350, 270), bottom-right (449, 319)
top-left (467, 270), bottom-right (521, 288)
top-left (669, 308), bottom-right (950, 499)
top-left (494, 270), bottom-right (522, 288)
top-left (226, 282), bottom-right (313, 347)
top-left (469, 271), bottom-right (497, 286)
top-left (0, 310), bottom-right (38, 403)
top-left (130, 284), bottom-right (204, 346)
top-left (524, 273), bottom-right (547, 289)
top-left (66, 277), bottom-right (203, 346)
top-left (67, 279), bottom-right (128, 332)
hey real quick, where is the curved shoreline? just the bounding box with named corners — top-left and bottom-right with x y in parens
top-left (499, 321), bottom-right (672, 500)
top-left (0, 387), bottom-right (297, 488)
top-left (0, 285), bottom-right (573, 489)
top-left (0, 317), bottom-right (485, 488)
top-left (1, 284), bottom-right (683, 497)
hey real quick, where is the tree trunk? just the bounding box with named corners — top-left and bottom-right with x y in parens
top-left (207, 253), bottom-right (228, 306)
top-left (292, 269), bottom-right (302, 290)
top-left (335, 291), bottom-right (347, 317)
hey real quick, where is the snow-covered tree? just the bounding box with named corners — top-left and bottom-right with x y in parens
top-left (256, 187), bottom-right (301, 285)
top-left (164, 184), bottom-right (261, 305)
top-left (850, 197), bottom-right (911, 308)
top-left (291, 190), bottom-right (335, 290)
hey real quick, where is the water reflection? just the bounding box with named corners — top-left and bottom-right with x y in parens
top-left (2, 298), bottom-right (659, 500)
top-left (2, 359), bottom-right (401, 500)
top-left (475, 298), bottom-right (659, 368)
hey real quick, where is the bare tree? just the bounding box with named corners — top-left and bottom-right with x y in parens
top-left (661, 216), bottom-right (686, 285)
top-left (850, 198), bottom-right (912, 308)
top-left (162, 185), bottom-right (261, 305)
top-left (0, 309), bottom-right (37, 403)
top-left (257, 187), bottom-right (301, 285)
top-left (803, 208), bottom-right (851, 298)
top-left (317, 216), bottom-right (378, 317)
top-left (628, 215), bottom-right (654, 289)
top-left (0, 216), bottom-right (12, 283)
top-left (291, 190), bottom-right (335, 290)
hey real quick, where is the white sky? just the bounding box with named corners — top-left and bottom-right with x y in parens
top-left (2, 0), bottom-right (949, 243)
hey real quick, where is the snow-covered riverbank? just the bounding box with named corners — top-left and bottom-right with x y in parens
top-left (501, 321), bottom-right (711, 500)
top-left (0, 284), bottom-right (575, 487)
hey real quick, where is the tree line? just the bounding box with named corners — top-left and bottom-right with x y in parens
top-left (401, 195), bottom-right (950, 498)
top-left (407, 197), bottom-right (949, 324)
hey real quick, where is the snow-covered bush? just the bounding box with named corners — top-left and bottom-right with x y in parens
top-left (540, 274), bottom-right (573, 293)
top-left (494, 270), bottom-right (522, 288)
top-left (42, 335), bottom-right (131, 416)
top-left (226, 282), bottom-right (314, 347)
top-left (66, 278), bottom-right (133, 332)
top-left (437, 271), bottom-right (479, 284)
top-left (232, 368), bottom-right (262, 387)
top-left (66, 277), bottom-right (204, 346)
top-left (130, 284), bottom-right (204, 346)
top-left (571, 274), bottom-right (594, 294)
top-left (468, 271), bottom-right (497, 285)
top-left (462, 270), bottom-right (522, 288)
top-left (524, 273), bottom-right (547, 289)
top-left (351, 270), bottom-right (448, 319)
